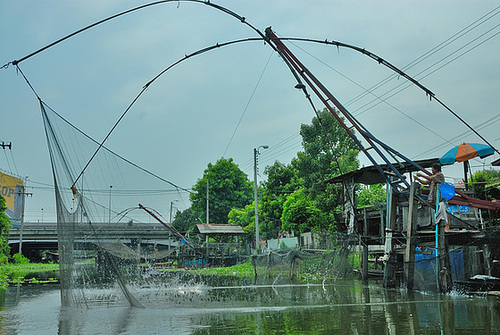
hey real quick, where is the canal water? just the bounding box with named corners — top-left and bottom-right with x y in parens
top-left (0, 280), bottom-right (499, 334)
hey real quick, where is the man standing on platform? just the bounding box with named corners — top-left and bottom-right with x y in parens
top-left (415, 162), bottom-right (450, 231)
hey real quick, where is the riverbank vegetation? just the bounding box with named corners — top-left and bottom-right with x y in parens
top-left (0, 254), bottom-right (58, 288)
top-left (190, 259), bottom-right (254, 278)
top-left (0, 196), bottom-right (11, 265)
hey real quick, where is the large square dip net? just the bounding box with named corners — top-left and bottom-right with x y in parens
top-left (41, 99), bottom-right (352, 309)
top-left (41, 100), bottom-right (197, 308)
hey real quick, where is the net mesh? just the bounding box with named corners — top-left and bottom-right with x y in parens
top-left (41, 100), bottom-right (360, 308)
top-left (41, 101), bottom-right (191, 307)
top-left (251, 241), bottom-right (356, 284)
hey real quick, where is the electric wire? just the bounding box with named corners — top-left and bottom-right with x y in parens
top-left (264, 8), bottom-right (500, 169)
top-left (222, 50), bottom-right (274, 157)
top-left (354, 21), bottom-right (500, 118)
top-left (279, 36), bottom-right (499, 158)
top-left (39, 100), bottom-right (193, 194)
top-left (416, 114), bottom-right (500, 159)
top-left (345, 5), bottom-right (500, 107)
top-left (286, 40), bottom-right (453, 147)
top-left (2, 150), bottom-right (12, 173)
top-left (239, 132), bottom-right (302, 173)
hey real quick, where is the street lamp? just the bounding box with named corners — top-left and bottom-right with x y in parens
top-left (254, 145), bottom-right (269, 253)
top-left (170, 200), bottom-right (179, 223)
top-left (109, 185), bottom-right (113, 223)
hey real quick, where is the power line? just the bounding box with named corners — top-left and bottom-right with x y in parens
top-left (266, 7), bottom-right (500, 167)
top-left (415, 114), bottom-right (500, 159)
top-left (346, 5), bottom-right (500, 107)
top-left (222, 50), bottom-right (274, 157)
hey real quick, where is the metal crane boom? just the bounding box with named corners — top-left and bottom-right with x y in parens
top-left (264, 27), bottom-right (427, 192)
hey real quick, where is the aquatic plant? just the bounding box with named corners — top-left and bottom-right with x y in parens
top-left (0, 263), bottom-right (59, 287)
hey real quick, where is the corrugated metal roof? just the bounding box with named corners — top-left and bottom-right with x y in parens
top-left (325, 158), bottom-right (441, 185)
top-left (194, 224), bottom-right (245, 235)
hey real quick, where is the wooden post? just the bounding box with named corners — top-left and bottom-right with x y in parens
top-left (433, 185), bottom-right (452, 292)
top-left (205, 234), bottom-right (209, 266)
top-left (404, 182), bottom-right (417, 289)
top-left (380, 208), bottom-right (385, 240)
top-left (483, 244), bottom-right (492, 276)
top-left (362, 208), bottom-right (369, 282)
top-left (383, 179), bottom-right (398, 288)
top-left (344, 178), bottom-right (356, 234)
top-left (437, 219), bottom-right (452, 292)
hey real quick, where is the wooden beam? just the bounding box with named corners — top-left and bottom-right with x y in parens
top-left (404, 182), bottom-right (417, 289)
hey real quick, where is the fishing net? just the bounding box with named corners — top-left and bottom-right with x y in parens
top-left (41, 100), bottom-right (193, 307)
top-left (251, 239), bottom-right (356, 284)
top-left (41, 99), bottom-right (362, 308)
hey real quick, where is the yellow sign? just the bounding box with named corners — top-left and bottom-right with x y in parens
top-left (0, 172), bottom-right (24, 221)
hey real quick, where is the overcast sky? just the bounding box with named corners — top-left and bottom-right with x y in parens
top-left (1, 0), bottom-right (499, 222)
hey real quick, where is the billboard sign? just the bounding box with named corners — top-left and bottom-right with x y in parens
top-left (0, 172), bottom-right (24, 224)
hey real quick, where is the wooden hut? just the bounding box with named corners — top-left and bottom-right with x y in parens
top-left (191, 224), bottom-right (245, 267)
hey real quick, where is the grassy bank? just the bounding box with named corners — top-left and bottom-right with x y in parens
top-left (190, 260), bottom-right (254, 278)
top-left (0, 263), bottom-right (59, 288)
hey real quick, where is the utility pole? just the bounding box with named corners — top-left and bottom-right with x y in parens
top-left (169, 200), bottom-right (178, 223)
top-left (254, 145), bottom-right (269, 253)
top-left (108, 185), bottom-right (112, 223)
top-left (18, 180), bottom-right (32, 256)
top-left (206, 179), bottom-right (209, 224)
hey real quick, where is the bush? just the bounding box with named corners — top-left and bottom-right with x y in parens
top-left (12, 253), bottom-right (30, 264)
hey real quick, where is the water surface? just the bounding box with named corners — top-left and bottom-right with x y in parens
top-left (1, 280), bottom-right (499, 334)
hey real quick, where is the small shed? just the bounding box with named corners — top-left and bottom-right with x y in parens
top-left (193, 224), bottom-right (245, 267)
top-left (194, 224), bottom-right (245, 236)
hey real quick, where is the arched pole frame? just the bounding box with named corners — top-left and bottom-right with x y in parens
top-left (4, 0), bottom-right (496, 192)
top-left (264, 29), bottom-right (499, 194)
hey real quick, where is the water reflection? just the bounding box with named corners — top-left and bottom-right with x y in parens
top-left (1, 281), bottom-right (499, 334)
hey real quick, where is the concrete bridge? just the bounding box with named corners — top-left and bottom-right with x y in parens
top-left (8, 222), bottom-right (179, 258)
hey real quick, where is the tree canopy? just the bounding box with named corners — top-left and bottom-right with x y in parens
top-left (171, 207), bottom-right (200, 233)
top-left (182, 108), bottom-right (362, 239)
top-left (0, 196), bottom-right (11, 263)
top-left (470, 169), bottom-right (500, 202)
top-left (260, 161), bottom-right (299, 238)
top-left (190, 158), bottom-right (253, 225)
top-left (259, 108), bottom-right (359, 236)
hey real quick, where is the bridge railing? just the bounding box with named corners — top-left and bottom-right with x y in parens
top-left (9, 222), bottom-right (176, 241)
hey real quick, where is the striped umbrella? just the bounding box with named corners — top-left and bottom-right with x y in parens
top-left (439, 143), bottom-right (494, 165)
top-left (439, 142), bottom-right (494, 189)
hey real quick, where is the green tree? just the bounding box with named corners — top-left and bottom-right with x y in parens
top-left (357, 184), bottom-right (386, 208)
top-left (190, 158), bottom-right (253, 224)
top-left (290, 108), bottom-right (359, 231)
top-left (470, 169), bottom-right (500, 202)
top-left (171, 207), bottom-right (201, 233)
top-left (294, 108), bottom-right (359, 196)
top-left (0, 196), bottom-right (11, 264)
top-left (260, 161), bottom-right (299, 238)
top-left (228, 203), bottom-right (255, 238)
top-left (281, 190), bottom-right (330, 234)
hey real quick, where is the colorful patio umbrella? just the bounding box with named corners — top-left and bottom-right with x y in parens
top-left (439, 142), bottom-right (495, 190)
top-left (439, 143), bottom-right (494, 165)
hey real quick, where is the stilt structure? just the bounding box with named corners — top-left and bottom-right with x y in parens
top-left (328, 162), bottom-right (500, 292)
top-left (404, 182), bottom-right (417, 290)
top-left (383, 176), bottom-right (398, 288)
